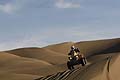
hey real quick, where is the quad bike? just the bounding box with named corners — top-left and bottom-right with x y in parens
top-left (67, 54), bottom-right (87, 70)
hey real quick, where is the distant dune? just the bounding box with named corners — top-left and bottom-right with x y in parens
top-left (0, 38), bottom-right (119, 80)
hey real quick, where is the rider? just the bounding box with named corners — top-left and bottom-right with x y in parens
top-left (68, 46), bottom-right (81, 61)
top-left (67, 46), bottom-right (86, 70)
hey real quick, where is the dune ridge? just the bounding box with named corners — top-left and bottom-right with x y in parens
top-left (0, 38), bottom-right (119, 80)
top-left (35, 38), bottom-right (120, 80)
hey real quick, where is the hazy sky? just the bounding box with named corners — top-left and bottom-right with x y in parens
top-left (0, 0), bottom-right (120, 51)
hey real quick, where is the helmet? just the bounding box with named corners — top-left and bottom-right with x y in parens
top-left (71, 46), bottom-right (75, 49)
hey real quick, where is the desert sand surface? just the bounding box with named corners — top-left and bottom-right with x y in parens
top-left (0, 38), bottom-right (119, 80)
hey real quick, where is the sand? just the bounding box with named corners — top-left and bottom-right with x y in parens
top-left (0, 38), bottom-right (119, 80)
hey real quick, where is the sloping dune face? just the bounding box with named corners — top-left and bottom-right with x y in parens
top-left (35, 38), bottom-right (120, 80)
top-left (44, 42), bottom-right (74, 54)
top-left (7, 48), bottom-right (68, 65)
top-left (0, 38), bottom-right (120, 80)
top-left (1, 42), bottom-right (74, 80)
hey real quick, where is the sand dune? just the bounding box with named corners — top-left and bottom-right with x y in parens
top-left (36, 53), bottom-right (120, 80)
top-left (0, 38), bottom-right (120, 80)
top-left (44, 42), bottom-right (74, 54)
top-left (0, 52), bottom-right (56, 76)
top-left (35, 38), bottom-right (120, 80)
top-left (75, 38), bottom-right (120, 56)
top-left (7, 48), bottom-right (67, 65)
